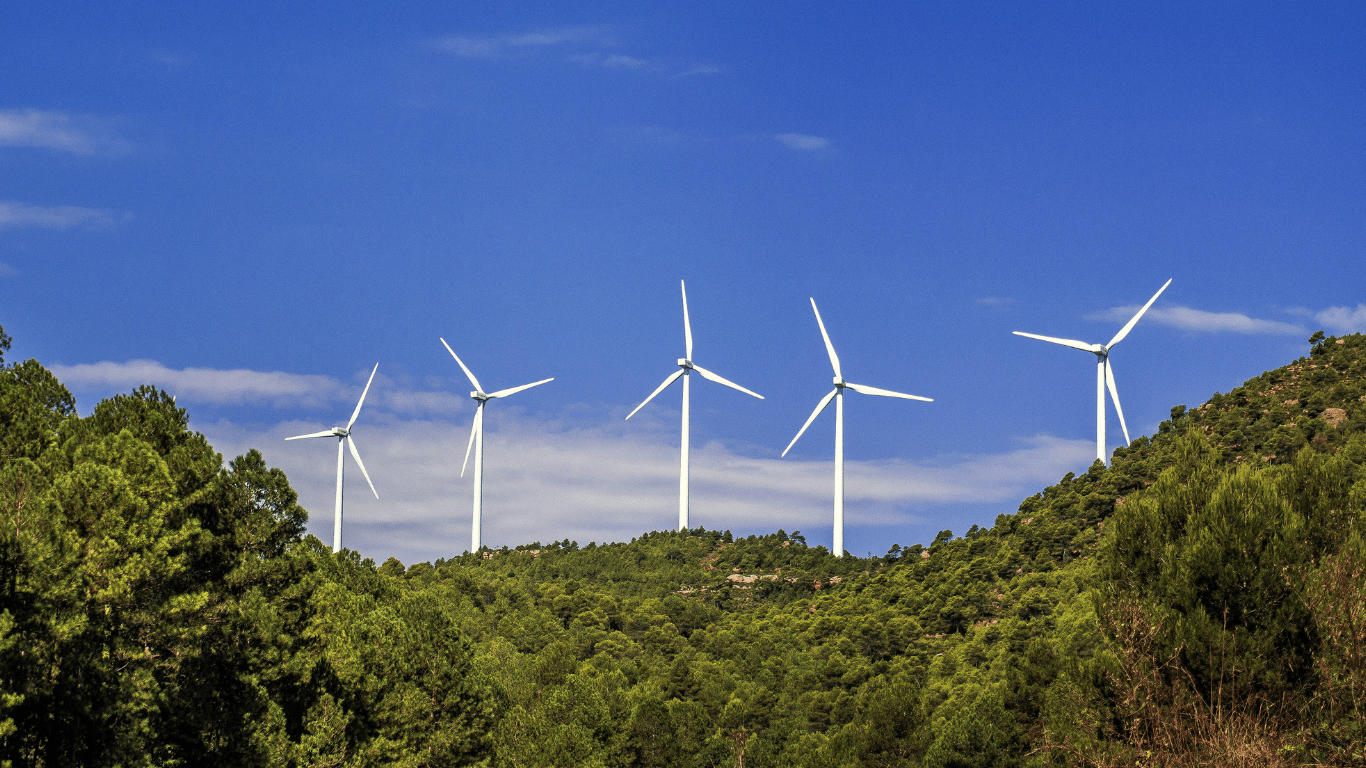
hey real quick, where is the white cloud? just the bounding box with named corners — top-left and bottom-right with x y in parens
top-left (201, 410), bottom-right (1093, 565)
top-left (1314, 304), bottom-right (1366, 335)
top-left (436, 28), bottom-right (716, 79)
top-left (48, 359), bottom-right (468, 416)
top-left (601, 54), bottom-right (648, 69)
top-left (570, 52), bottom-right (662, 72)
top-left (976, 296), bottom-right (1012, 307)
top-left (47, 359), bottom-right (1097, 562)
top-left (0, 262), bottom-right (17, 278)
top-left (1089, 305), bottom-right (1306, 335)
top-left (775, 133), bottom-right (829, 151)
top-left (0, 201), bottom-right (120, 230)
top-left (0, 109), bottom-right (121, 154)
top-left (436, 25), bottom-right (609, 58)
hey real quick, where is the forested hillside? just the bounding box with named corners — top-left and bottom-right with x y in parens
top-left (1, 325), bottom-right (1363, 767)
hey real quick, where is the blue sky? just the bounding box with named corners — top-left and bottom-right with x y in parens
top-left (4, 2), bottom-right (1364, 564)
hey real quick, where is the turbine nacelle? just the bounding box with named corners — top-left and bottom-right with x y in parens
top-left (283, 362), bottom-right (382, 551)
top-left (1012, 278), bottom-right (1173, 463)
top-left (626, 280), bottom-right (764, 533)
top-left (785, 297), bottom-right (931, 558)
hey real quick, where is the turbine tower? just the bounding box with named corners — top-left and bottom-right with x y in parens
top-left (285, 363), bottom-right (380, 552)
top-left (1013, 278), bottom-right (1172, 465)
top-left (626, 280), bottom-right (764, 531)
top-left (441, 339), bottom-right (553, 554)
top-left (782, 299), bottom-right (931, 557)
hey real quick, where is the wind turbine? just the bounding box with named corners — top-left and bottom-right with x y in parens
top-left (625, 280), bottom-right (764, 531)
top-left (285, 363), bottom-right (380, 552)
top-left (1013, 278), bottom-right (1172, 465)
top-left (782, 299), bottom-right (932, 557)
top-left (440, 338), bottom-right (553, 554)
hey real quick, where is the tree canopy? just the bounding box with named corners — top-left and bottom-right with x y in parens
top-left (1, 329), bottom-right (1363, 766)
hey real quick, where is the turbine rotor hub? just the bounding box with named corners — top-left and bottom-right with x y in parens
top-left (833, 376), bottom-right (845, 387)
top-left (471, 391), bottom-right (488, 401)
top-left (677, 358), bottom-right (693, 369)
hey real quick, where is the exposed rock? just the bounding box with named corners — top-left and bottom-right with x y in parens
top-left (725, 573), bottom-right (777, 584)
top-left (1324, 407), bottom-right (1348, 428)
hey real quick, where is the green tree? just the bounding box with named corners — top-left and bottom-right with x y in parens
top-left (923, 690), bottom-right (1023, 768)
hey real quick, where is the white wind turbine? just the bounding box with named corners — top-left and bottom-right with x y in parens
top-left (625, 280), bottom-right (764, 532)
top-left (440, 339), bottom-right (553, 554)
top-left (285, 363), bottom-right (380, 552)
top-left (1013, 278), bottom-right (1172, 465)
top-left (782, 299), bottom-right (932, 557)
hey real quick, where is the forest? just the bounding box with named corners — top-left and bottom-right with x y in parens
top-left (0, 323), bottom-right (1363, 767)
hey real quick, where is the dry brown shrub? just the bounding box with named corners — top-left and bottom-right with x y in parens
top-left (1040, 600), bottom-right (1293, 768)
top-left (1042, 538), bottom-right (1366, 768)
top-left (1295, 539), bottom-right (1366, 765)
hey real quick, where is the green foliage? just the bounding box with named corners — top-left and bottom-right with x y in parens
top-left (0, 356), bottom-right (495, 766)
top-left (2, 330), bottom-right (1364, 765)
top-left (923, 690), bottom-right (1022, 768)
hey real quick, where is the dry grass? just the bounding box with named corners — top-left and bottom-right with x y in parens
top-left (1040, 599), bottom-right (1292, 768)
top-left (1041, 541), bottom-right (1366, 767)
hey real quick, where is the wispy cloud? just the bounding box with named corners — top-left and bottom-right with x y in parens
top-left (436, 28), bottom-right (718, 79)
top-left (0, 201), bottom-right (122, 230)
top-left (1314, 304), bottom-right (1366, 335)
top-left (48, 360), bottom-right (468, 416)
top-left (436, 25), bottom-right (610, 58)
top-left (0, 262), bottom-right (18, 278)
top-left (0, 109), bottom-right (123, 155)
top-left (202, 411), bottom-right (1093, 564)
top-left (52, 360), bottom-right (1095, 561)
top-left (775, 133), bottom-right (829, 151)
top-left (1089, 305), bottom-right (1306, 336)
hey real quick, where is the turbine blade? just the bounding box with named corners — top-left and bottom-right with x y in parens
top-left (1105, 358), bottom-right (1131, 446)
top-left (845, 382), bottom-right (933, 402)
top-left (1012, 331), bottom-right (1097, 353)
top-left (488, 378), bottom-right (554, 399)
top-left (461, 404), bottom-right (483, 477)
top-left (440, 338), bottom-right (483, 393)
top-left (782, 388), bottom-right (838, 457)
top-left (681, 280), bottom-right (693, 360)
top-left (347, 436), bottom-right (378, 499)
top-left (691, 365), bottom-right (763, 399)
top-left (285, 429), bottom-right (336, 440)
top-left (810, 298), bottom-right (842, 378)
top-left (1107, 278), bottom-right (1173, 348)
top-left (625, 369), bottom-right (684, 420)
top-left (347, 363), bottom-right (379, 430)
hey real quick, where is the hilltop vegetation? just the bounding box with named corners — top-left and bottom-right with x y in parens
top-left (0, 325), bottom-right (1363, 766)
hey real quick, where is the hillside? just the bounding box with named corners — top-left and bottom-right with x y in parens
top-left (0, 327), bottom-right (1363, 766)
